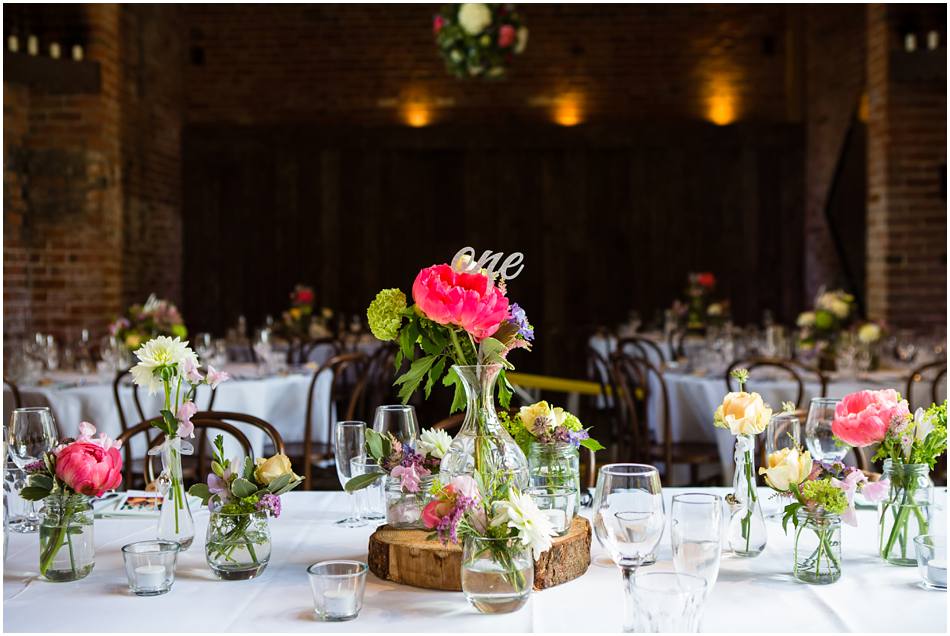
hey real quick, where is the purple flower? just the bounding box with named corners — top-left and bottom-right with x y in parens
top-left (435, 494), bottom-right (475, 544)
top-left (256, 493), bottom-right (282, 518)
top-left (508, 303), bottom-right (534, 341)
top-left (208, 472), bottom-right (231, 500)
top-left (24, 460), bottom-right (46, 474)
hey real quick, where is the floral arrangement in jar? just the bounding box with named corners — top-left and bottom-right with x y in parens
top-left (796, 288), bottom-right (855, 369)
top-left (274, 284), bottom-right (334, 341)
top-left (21, 422), bottom-right (123, 581)
top-left (344, 428), bottom-right (452, 528)
top-left (433, 4), bottom-right (528, 79)
top-left (832, 391), bottom-right (947, 565)
top-left (130, 336), bottom-right (231, 550)
top-left (760, 445), bottom-right (888, 584)
top-left (188, 435), bottom-right (303, 579)
top-left (421, 472), bottom-right (555, 613)
top-left (109, 294), bottom-right (187, 352)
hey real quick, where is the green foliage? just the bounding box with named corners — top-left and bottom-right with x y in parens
top-left (872, 400), bottom-right (948, 468)
top-left (580, 437), bottom-right (606, 452)
top-left (344, 472), bottom-right (383, 493)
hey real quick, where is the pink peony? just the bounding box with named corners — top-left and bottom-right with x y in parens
top-left (832, 389), bottom-right (910, 448)
top-left (421, 483), bottom-right (458, 528)
top-left (411, 264), bottom-right (510, 341)
top-left (498, 24), bottom-right (516, 47)
top-left (56, 441), bottom-right (123, 497)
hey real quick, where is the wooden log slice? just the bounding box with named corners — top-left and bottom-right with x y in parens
top-left (367, 516), bottom-right (591, 591)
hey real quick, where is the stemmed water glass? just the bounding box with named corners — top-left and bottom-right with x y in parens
top-left (372, 405), bottom-right (419, 445)
top-left (804, 398), bottom-right (846, 463)
top-left (592, 463), bottom-right (665, 633)
top-left (334, 421), bottom-right (366, 528)
top-left (7, 407), bottom-right (58, 532)
top-left (671, 493), bottom-right (722, 598)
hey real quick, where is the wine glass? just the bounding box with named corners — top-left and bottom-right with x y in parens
top-left (671, 493), bottom-right (722, 599)
top-left (373, 405), bottom-right (419, 445)
top-left (895, 329), bottom-right (919, 365)
top-left (194, 332), bottom-right (214, 362)
top-left (804, 398), bottom-right (846, 463)
top-left (7, 408), bottom-right (58, 532)
top-left (592, 463), bottom-right (665, 632)
top-left (334, 421), bottom-right (366, 528)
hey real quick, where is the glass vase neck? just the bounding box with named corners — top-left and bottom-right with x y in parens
top-left (453, 364), bottom-right (503, 434)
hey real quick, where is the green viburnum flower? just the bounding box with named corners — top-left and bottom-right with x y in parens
top-left (562, 412), bottom-right (584, 432)
top-left (801, 479), bottom-right (847, 515)
top-left (367, 288), bottom-right (406, 341)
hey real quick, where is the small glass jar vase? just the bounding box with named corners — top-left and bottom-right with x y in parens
top-left (879, 460), bottom-right (933, 566)
top-left (206, 508), bottom-right (272, 580)
top-left (461, 535), bottom-right (533, 614)
top-left (725, 434), bottom-right (767, 557)
top-left (385, 474), bottom-right (435, 529)
top-left (39, 495), bottom-right (95, 582)
top-left (527, 441), bottom-right (580, 521)
top-left (793, 508), bottom-right (842, 584)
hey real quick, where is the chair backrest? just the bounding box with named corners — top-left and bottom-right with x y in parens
top-left (116, 418), bottom-right (253, 490)
top-left (191, 410), bottom-right (286, 463)
top-left (287, 337), bottom-right (342, 366)
top-left (667, 329), bottom-right (687, 359)
top-left (617, 336), bottom-right (666, 364)
top-left (3, 379), bottom-right (22, 410)
top-left (303, 351), bottom-right (369, 489)
top-left (906, 360), bottom-right (948, 410)
top-left (724, 357), bottom-right (828, 409)
top-left (610, 351), bottom-right (668, 465)
top-left (346, 343), bottom-right (399, 422)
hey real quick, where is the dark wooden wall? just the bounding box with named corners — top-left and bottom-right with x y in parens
top-left (182, 123), bottom-right (803, 377)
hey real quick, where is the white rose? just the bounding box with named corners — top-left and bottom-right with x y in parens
top-left (514, 27), bottom-right (529, 54)
top-left (457, 3), bottom-right (492, 35)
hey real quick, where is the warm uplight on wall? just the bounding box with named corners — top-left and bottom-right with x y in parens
top-left (403, 103), bottom-right (431, 127)
top-left (554, 95), bottom-right (583, 126)
top-left (704, 76), bottom-right (739, 126)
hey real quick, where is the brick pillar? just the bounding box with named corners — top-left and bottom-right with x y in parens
top-left (866, 4), bottom-right (947, 330)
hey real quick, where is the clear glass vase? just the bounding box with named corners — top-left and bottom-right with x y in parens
top-left (725, 434), bottom-right (767, 557)
top-left (439, 365), bottom-right (529, 491)
top-left (385, 474), bottom-right (435, 529)
top-left (878, 460), bottom-right (933, 566)
top-left (156, 436), bottom-right (195, 550)
top-left (39, 495), bottom-right (95, 582)
top-left (206, 508), bottom-right (272, 580)
top-left (461, 535), bottom-right (533, 614)
top-left (793, 508), bottom-right (842, 584)
top-left (527, 441), bottom-right (580, 520)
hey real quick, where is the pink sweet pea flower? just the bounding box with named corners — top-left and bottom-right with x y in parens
top-left (391, 463), bottom-right (429, 493)
top-left (862, 478), bottom-right (890, 503)
top-left (832, 470), bottom-right (867, 527)
top-left (176, 401), bottom-right (198, 438)
top-left (411, 264), bottom-right (510, 342)
top-left (831, 389), bottom-right (910, 448)
top-left (182, 357), bottom-right (204, 384)
top-left (205, 365), bottom-right (231, 389)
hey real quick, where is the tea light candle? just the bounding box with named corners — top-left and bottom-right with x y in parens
top-left (134, 564), bottom-right (166, 588)
top-left (927, 558), bottom-right (947, 587)
top-left (323, 589), bottom-right (357, 617)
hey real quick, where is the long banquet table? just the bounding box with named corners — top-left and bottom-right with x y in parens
top-left (4, 488), bottom-right (946, 632)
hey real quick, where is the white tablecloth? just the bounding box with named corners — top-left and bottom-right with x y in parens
top-left (2, 364), bottom-right (333, 459)
top-left (3, 488), bottom-right (945, 632)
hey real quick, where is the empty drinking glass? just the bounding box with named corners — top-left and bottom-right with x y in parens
top-left (631, 572), bottom-right (707, 632)
top-left (592, 464), bottom-right (665, 632)
top-left (372, 405), bottom-right (419, 445)
top-left (334, 421), bottom-right (366, 528)
top-left (350, 457), bottom-right (385, 522)
top-left (7, 408), bottom-right (58, 532)
top-left (671, 493), bottom-right (722, 598)
top-left (805, 398), bottom-right (846, 463)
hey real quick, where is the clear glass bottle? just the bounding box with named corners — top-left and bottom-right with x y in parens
top-left (206, 508), bottom-right (272, 580)
top-left (879, 460), bottom-right (933, 566)
top-left (156, 436), bottom-right (195, 551)
top-left (461, 535), bottom-right (533, 614)
top-left (527, 441), bottom-right (580, 519)
top-left (39, 495), bottom-right (95, 581)
top-left (439, 365), bottom-right (528, 491)
top-left (793, 508), bottom-right (842, 584)
top-left (725, 434), bottom-right (767, 557)
top-left (385, 474), bottom-right (436, 529)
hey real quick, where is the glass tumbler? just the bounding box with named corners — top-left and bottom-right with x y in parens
top-left (122, 540), bottom-right (181, 596)
top-left (308, 560), bottom-right (368, 621)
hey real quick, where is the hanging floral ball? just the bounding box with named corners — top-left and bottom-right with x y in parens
top-left (433, 4), bottom-right (528, 79)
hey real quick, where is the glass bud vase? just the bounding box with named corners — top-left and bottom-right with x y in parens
top-left (725, 434), bottom-right (767, 557)
top-left (439, 365), bottom-right (529, 491)
top-left (793, 509), bottom-right (842, 584)
top-left (206, 508), bottom-right (272, 580)
top-left (156, 436), bottom-right (195, 551)
top-left (878, 460), bottom-right (933, 566)
top-left (527, 441), bottom-right (580, 520)
top-left (39, 495), bottom-right (95, 582)
top-left (461, 535), bottom-right (533, 614)
top-left (385, 474), bottom-right (435, 529)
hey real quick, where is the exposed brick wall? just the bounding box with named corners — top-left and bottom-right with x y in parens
top-left (866, 4), bottom-right (947, 330)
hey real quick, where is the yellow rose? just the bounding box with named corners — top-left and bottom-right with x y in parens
top-left (713, 391), bottom-right (772, 436)
top-left (519, 401), bottom-right (554, 434)
top-left (759, 447), bottom-right (813, 491)
top-left (254, 454), bottom-right (299, 486)
top-left (125, 333), bottom-right (142, 349)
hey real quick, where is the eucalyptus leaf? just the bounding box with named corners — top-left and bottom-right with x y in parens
top-left (231, 477), bottom-right (257, 498)
top-left (266, 473), bottom-right (292, 493)
top-left (366, 429), bottom-right (385, 461)
top-left (188, 483), bottom-right (211, 504)
top-left (243, 457), bottom-right (255, 481)
top-left (344, 472), bottom-right (383, 493)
